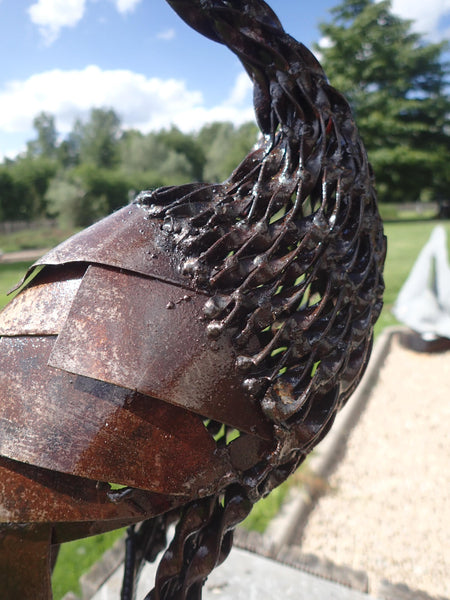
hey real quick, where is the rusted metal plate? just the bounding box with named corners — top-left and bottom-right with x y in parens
top-left (0, 523), bottom-right (52, 600)
top-left (51, 514), bottom-right (168, 544)
top-left (49, 265), bottom-right (272, 439)
top-left (18, 203), bottom-right (191, 291)
top-left (0, 335), bottom-right (233, 496)
top-left (0, 455), bottom-right (184, 525)
top-left (0, 264), bottom-right (85, 336)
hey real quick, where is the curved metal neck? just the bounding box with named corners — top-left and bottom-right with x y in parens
top-left (165, 0), bottom-right (328, 137)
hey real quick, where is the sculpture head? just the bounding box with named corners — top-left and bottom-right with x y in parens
top-left (0, 1), bottom-right (385, 598)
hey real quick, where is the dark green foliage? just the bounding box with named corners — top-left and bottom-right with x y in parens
top-left (119, 128), bottom-right (200, 185)
top-left (0, 107), bottom-right (261, 227)
top-left (0, 157), bottom-right (57, 221)
top-left (27, 112), bottom-right (58, 159)
top-left (0, 99), bottom-right (259, 227)
top-left (56, 135), bottom-right (81, 169)
top-left (0, 169), bottom-right (19, 221)
top-left (77, 108), bottom-right (121, 169)
top-left (47, 165), bottom-right (131, 227)
top-left (198, 121), bottom-right (258, 182)
top-left (155, 126), bottom-right (206, 181)
top-left (316, 0), bottom-right (449, 203)
top-left (1, 2), bottom-right (449, 225)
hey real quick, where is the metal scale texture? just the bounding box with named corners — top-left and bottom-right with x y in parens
top-left (0, 1), bottom-right (385, 598)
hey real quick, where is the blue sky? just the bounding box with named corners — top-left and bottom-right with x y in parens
top-left (0, 0), bottom-right (448, 160)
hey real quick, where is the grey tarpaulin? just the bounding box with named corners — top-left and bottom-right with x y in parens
top-left (393, 225), bottom-right (450, 339)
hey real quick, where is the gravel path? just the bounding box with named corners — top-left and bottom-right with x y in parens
top-left (296, 333), bottom-right (450, 599)
top-left (0, 249), bottom-right (49, 263)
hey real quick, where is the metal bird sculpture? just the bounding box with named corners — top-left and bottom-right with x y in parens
top-left (0, 1), bottom-right (385, 598)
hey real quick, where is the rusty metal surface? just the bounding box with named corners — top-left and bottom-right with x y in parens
top-left (0, 523), bottom-right (53, 600)
top-left (0, 335), bottom-right (233, 496)
top-left (0, 455), bottom-right (184, 526)
top-left (18, 202), bottom-right (194, 292)
top-left (0, 264), bottom-right (85, 336)
top-left (48, 265), bottom-right (272, 439)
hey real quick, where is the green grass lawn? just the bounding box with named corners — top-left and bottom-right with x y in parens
top-left (0, 225), bottom-right (78, 254)
top-left (52, 529), bottom-right (125, 599)
top-left (1, 217), bottom-right (449, 598)
top-left (0, 261), bottom-right (32, 308)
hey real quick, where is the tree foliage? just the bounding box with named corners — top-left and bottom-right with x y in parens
top-left (199, 121), bottom-right (258, 182)
top-left (120, 128), bottom-right (200, 185)
top-left (1, 2), bottom-right (449, 227)
top-left (316, 0), bottom-right (449, 203)
top-left (0, 157), bottom-right (57, 221)
top-left (13, 12), bottom-right (450, 227)
top-left (0, 107), bottom-right (259, 227)
top-left (155, 127), bottom-right (206, 181)
top-left (27, 112), bottom-right (58, 159)
top-left (77, 108), bottom-right (121, 169)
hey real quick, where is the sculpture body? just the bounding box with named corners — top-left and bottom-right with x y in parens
top-left (0, 1), bottom-right (385, 598)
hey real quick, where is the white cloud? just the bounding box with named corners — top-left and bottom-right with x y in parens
top-left (113, 0), bottom-right (142, 15)
top-left (377, 0), bottom-right (450, 39)
top-left (28, 0), bottom-right (86, 45)
top-left (157, 28), bottom-right (176, 41)
top-left (0, 147), bottom-right (23, 163)
top-left (227, 71), bottom-right (253, 105)
top-left (315, 36), bottom-right (333, 60)
top-left (0, 66), bottom-right (254, 143)
top-left (318, 36), bottom-right (333, 49)
top-left (28, 0), bottom-right (144, 43)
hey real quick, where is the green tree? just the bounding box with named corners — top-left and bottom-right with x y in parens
top-left (198, 121), bottom-right (258, 182)
top-left (57, 132), bottom-right (81, 169)
top-left (45, 175), bottom-right (87, 227)
top-left (0, 168), bottom-right (24, 221)
top-left (155, 126), bottom-right (206, 181)
top-left (316, 0), bottom-right (450, 203)
top-left (0, 157), bottom-right (57, 220)
top-left (27, 112), bottom-right (58, 159)
top-left (78, 108), bottom-right (121, 169)
top-left (120, 128), bottom-right (204, 185)
top-left (120, 130), bottom-right (176, 175)
top-left (46, 164), bottom-right (136, 227)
